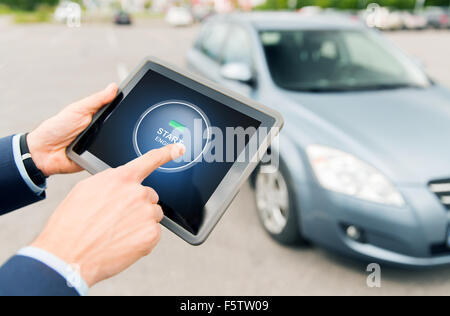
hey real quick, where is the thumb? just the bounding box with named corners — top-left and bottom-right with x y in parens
top-left (125, 143), bottom-right (186, 182)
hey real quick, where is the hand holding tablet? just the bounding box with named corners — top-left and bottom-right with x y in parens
top-left (68, 57), bottom-right (284, 245)
top-left (32, 143), bottom-right (185, 287)
top-left (9, 58), bottom-right (281, 293)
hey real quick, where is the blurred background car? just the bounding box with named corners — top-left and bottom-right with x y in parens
top-left (297, 5), bottom-right (322, 16)
top-left (187, 12), bottom-right (450, 267)
top-left (165, 6), bottom-right (194, 27)
top-left (114, 10), bottom-right (132, 25)
top-left (400, 11), bottom-right (428, 30)
top-left (422, 6), bottom-right (450, 28)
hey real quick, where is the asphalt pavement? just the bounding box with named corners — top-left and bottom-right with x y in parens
top-left (0, 19), bottom-right (450, 295)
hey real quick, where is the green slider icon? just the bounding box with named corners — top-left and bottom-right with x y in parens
top-left (169, 120), bottom-right (186, 132)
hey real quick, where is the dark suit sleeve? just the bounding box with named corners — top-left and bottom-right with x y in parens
top-left (0, 137), bottom-right (79, 296)
top-left (0, 255), bottom-right (79, 296)
top-left (0, 136), bottom-right (45, 216)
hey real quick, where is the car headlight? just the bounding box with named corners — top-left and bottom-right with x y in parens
top-left (306, 145), bottom-right (405, 207)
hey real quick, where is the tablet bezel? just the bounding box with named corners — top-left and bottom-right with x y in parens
top-left (67, 57), bottom-right (284, 245)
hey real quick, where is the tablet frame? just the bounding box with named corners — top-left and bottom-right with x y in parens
top-left (67, 57), bottom-right (284, 245)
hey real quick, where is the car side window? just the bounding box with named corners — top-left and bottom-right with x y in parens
top-left (198, 22), bottom-right (229, 62)
top-left (222, 26), bottom-right (252, 66)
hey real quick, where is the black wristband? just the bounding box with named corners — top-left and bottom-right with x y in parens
top-left (19, 133), bottom-right (47, 187)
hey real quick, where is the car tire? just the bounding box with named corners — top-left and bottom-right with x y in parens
top-left (253, 160), bottom-right (308, 245)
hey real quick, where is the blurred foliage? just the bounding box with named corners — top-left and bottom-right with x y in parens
top-left (144, 0), bottom-right (152, 10)
top-left (370, 0), bottom-right (417, 9)
top-left (425, 0), bottom-right (450, 5)
top-left (12, 4), bottom-right (53, 22)
top-left (0, 0), bottom-right (58, 11)
top-left (0, 1), bottom-right (54, 23)
top-left (0, 3), bottom-right (12, 13)
top-left (258, 0), bottom-right (289, 10)
top-left (256, 0), bottom-right (450, 9)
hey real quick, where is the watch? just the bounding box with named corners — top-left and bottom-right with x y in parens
top-left (19, 133), bottom-right (47, 187)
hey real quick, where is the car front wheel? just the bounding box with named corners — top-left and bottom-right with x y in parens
top-left (254, 162), bottom-right (307, 245)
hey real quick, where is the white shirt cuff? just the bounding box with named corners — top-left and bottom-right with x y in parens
top-left (17, 246), bottom-right (89, 296)
top-left (12, 134), bottom-right (47, 195)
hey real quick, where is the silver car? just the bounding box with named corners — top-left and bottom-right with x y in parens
top-left (187, 12), bottom-right (450, 267)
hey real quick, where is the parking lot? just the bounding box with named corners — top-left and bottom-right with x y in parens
top-left (0, 19), bottom-right (450, 295)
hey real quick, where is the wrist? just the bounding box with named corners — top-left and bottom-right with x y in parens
top-left (27, 131), bottom-right (51, 177)
top-left (17, 246), bottom-right (90, 296)
top-left (30, 238), bottom-right (98, 288)
top-left (19, 133), bottom-right (48, 187)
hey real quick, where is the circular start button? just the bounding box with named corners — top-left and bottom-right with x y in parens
top-left (133, 100), bottom-right (211, 173)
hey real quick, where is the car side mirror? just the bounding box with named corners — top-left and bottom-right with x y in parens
top-left (220, 62), bottom-right (255, 85)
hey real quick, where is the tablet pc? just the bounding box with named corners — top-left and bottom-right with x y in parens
top-left (67, 57), bottom-right (283, 245)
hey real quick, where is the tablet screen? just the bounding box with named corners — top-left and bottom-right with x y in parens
top-left (75, 68), bottom-right (261, 235)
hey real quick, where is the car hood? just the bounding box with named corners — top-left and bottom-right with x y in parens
top-left (282, 85), bottom-right (450, 185)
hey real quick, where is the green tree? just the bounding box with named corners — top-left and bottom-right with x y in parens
top-left (255, 0), bottom-right (450, 9)
top-left (0, 0), bottom-right (58, 11)
top-left (335, 0), bottom-right (361, 9)
top-left (315, 0), bottom-right (336, 8)
top-left (297, 0), bottom-right (318, 7)
top-left (425, 0), bottom-right (450, 5)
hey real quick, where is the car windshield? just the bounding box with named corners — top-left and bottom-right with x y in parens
top-left (260, 29), bottom-right (431, 92)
